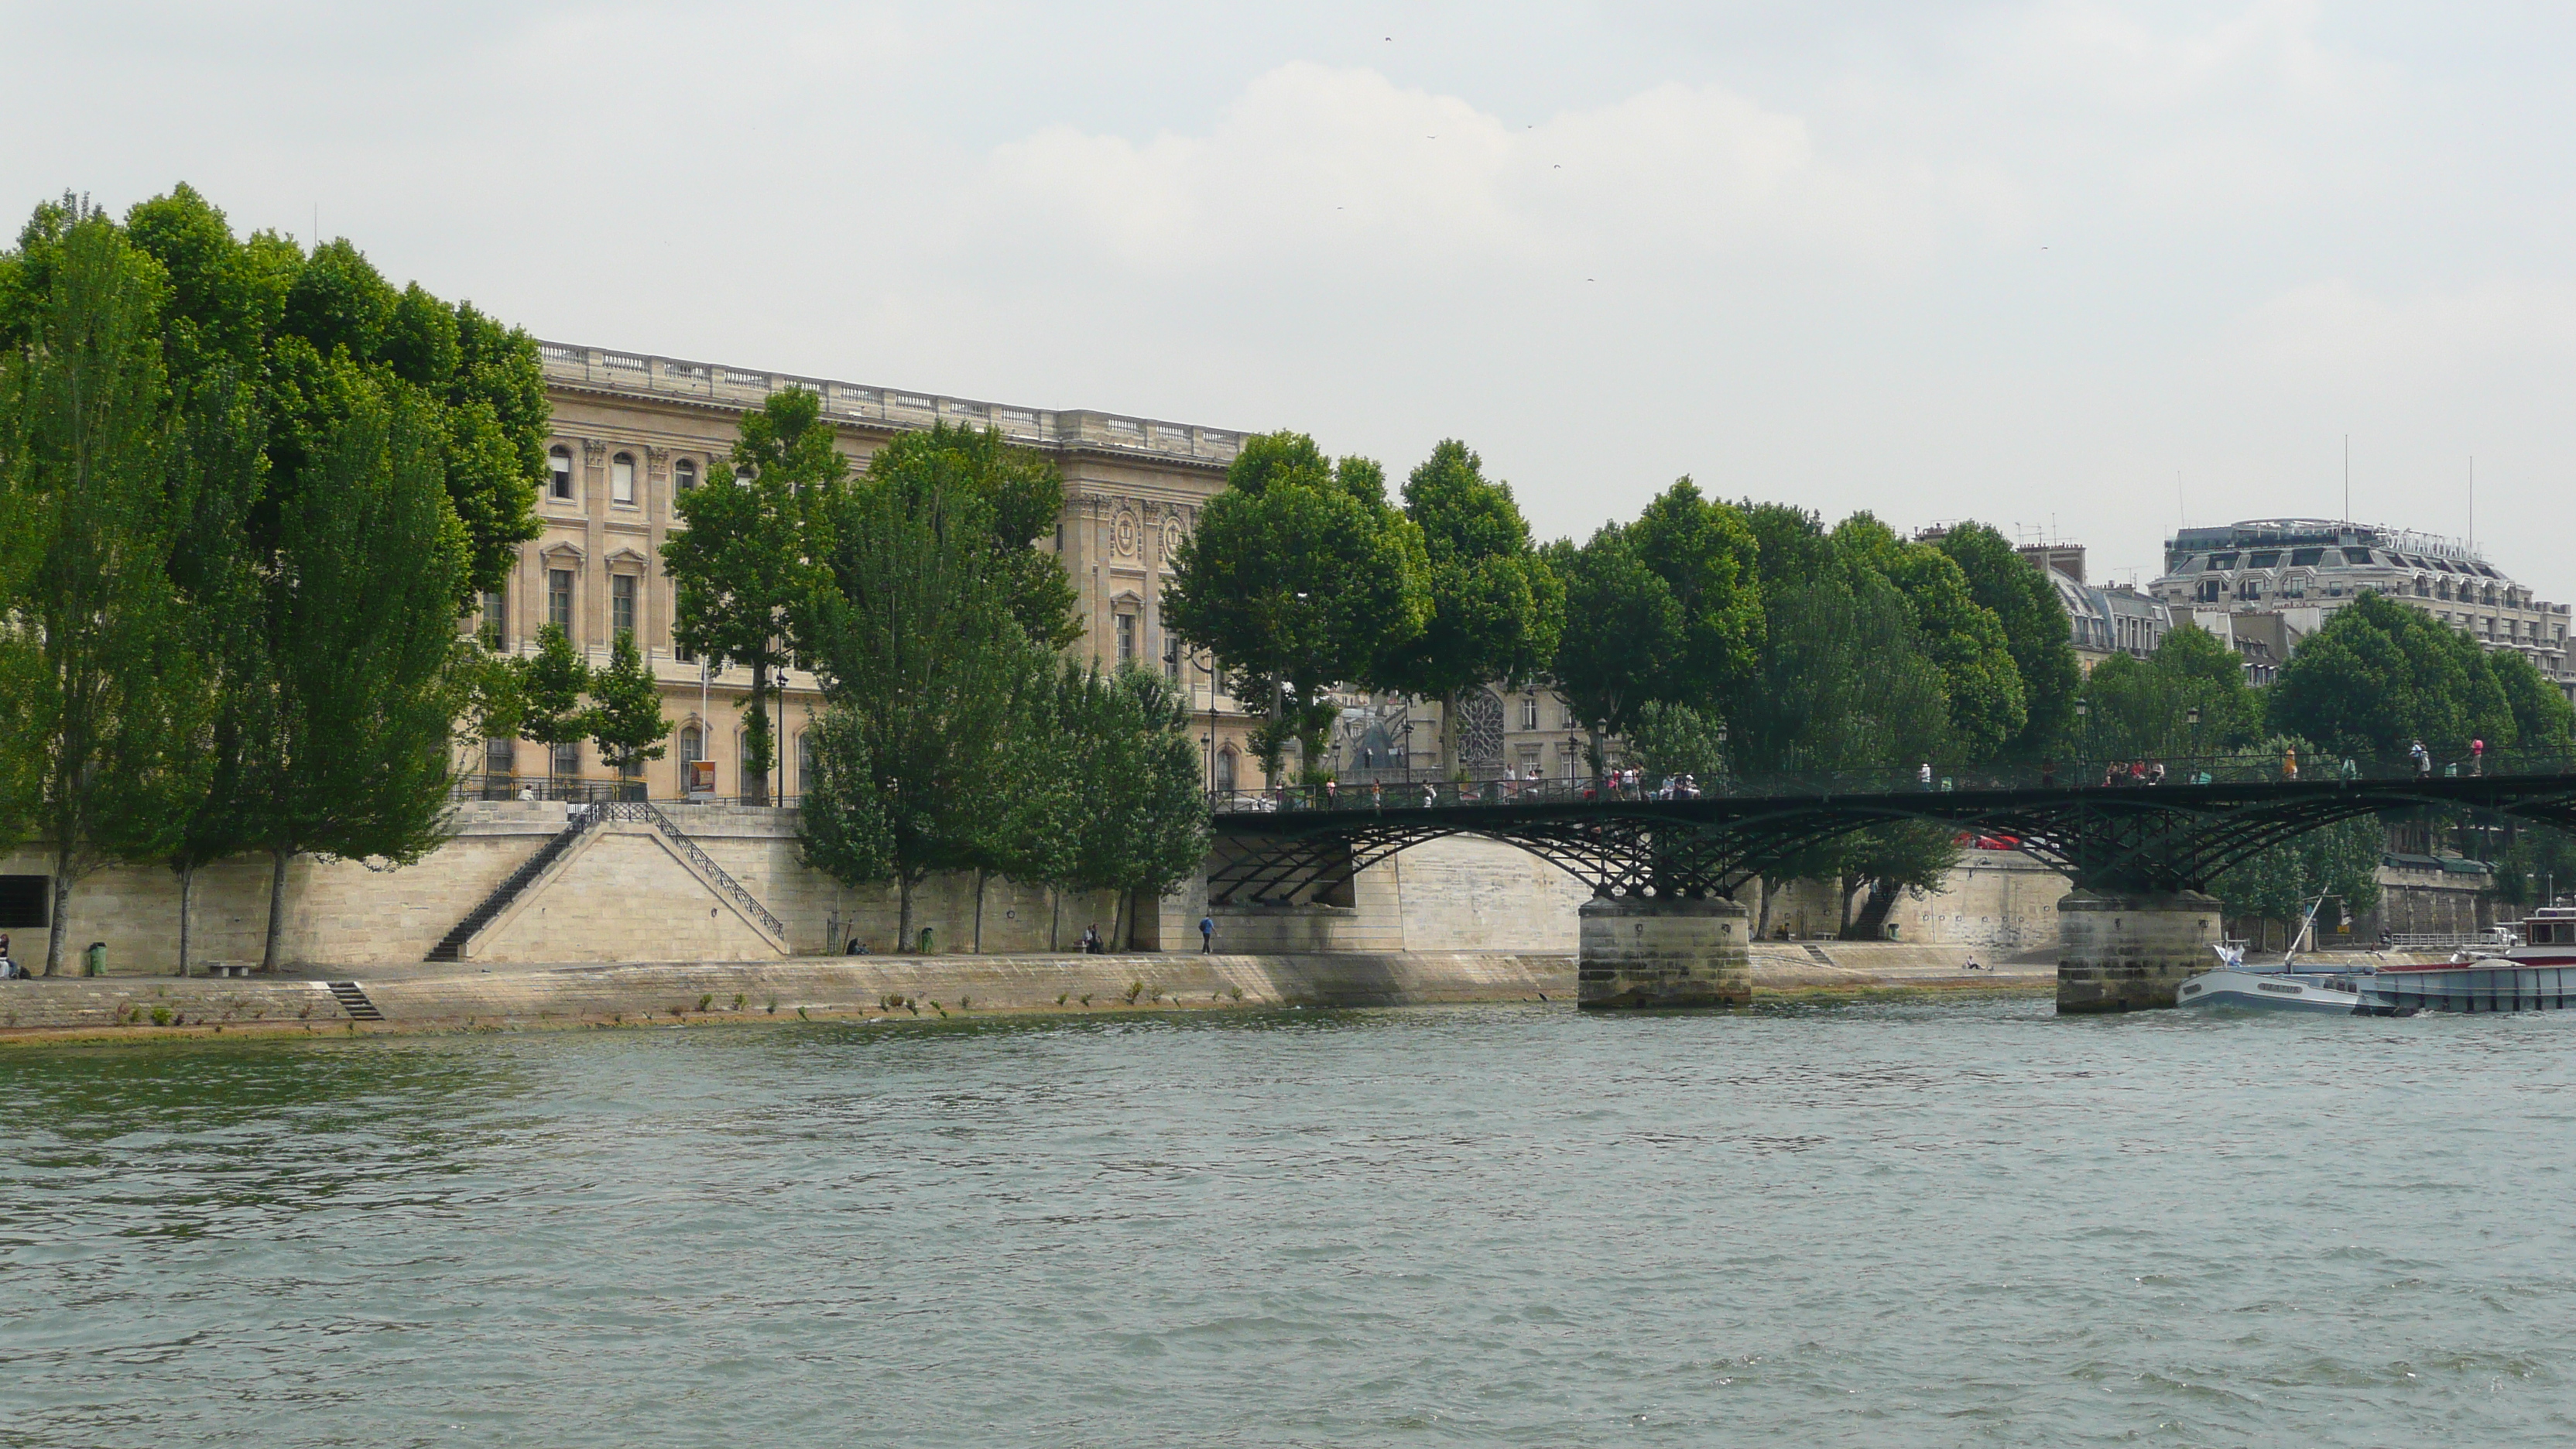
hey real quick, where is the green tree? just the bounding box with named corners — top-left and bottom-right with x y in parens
top-left (1164, 430), bottom-right (1429, 783)
top-left (1625, 478), bottom-right (1763, 711)
top-left (1933, 522), bottom-right (2080, 761)
top-left (586, 631), bottom-right (671, 788)
top-left (0, 210), bottom-right (210, 974)
top-left (2268, 592), bottom-right (2515, 759)
top-left (804, 469), bottom-right (1046, 947)
top-left (2492, 649), bottom-right (2576, 758)
top-left (1543, 524), bottom-right (1684, 781)
top-left (241, 377), bottom-right (471, 971)
top-left (663, 387), bottom-right (844, 805)
top-left (1832, 513), bottom-right (2024, 762)
top-left (796, 703), bottom-right (895, 894)
top-left (1379, 440), bottom-right (1565, 769)
top-left (516, 623), bottom-right (591, 782)
top-left (2077, 624), bottom-right (2261, 762)
top-left (1628, 700), bottom-right (1729, 783)
top-left (865, 423), bottom-right (1081, 650)
top-left (1046, 662), bottom-right (1211, 948)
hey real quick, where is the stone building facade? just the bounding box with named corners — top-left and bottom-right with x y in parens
top-left (2150, 518), bottom-right (2574, 701)
top-left (491, 342), bottom-right (1269, 800)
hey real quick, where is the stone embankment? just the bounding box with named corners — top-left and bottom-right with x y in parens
top-left (0, 951), bottom-right (1577, 1043)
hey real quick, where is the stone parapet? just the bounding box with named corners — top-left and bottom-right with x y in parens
top-left (2056, 889), bottom-right (2221, 1013)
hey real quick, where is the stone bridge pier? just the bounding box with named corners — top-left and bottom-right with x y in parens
top-left (1577, 895), bottom-right (1752, 1009)
top-left (2056, 889), bottom-right (2221, 1012)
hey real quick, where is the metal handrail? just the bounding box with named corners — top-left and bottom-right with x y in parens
top-left (592, 801), bottom-right (788, 939)
top-left (1211, 748), bottom-right (2576, 816)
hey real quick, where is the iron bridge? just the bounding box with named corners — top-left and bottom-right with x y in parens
top-left (1204, 757), bottom-right (2576, 905)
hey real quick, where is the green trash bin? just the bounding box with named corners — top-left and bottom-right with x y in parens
top-left (917, 927), bottom-right (933, 955)
top-left (84, 941), bottom-right (106, 978)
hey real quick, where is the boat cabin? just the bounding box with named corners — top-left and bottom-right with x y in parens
top-left (2524, 909), bottom-right (2576, 947)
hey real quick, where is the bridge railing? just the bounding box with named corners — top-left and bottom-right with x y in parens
top-left (1210, 747), bottom-right (2576, 816)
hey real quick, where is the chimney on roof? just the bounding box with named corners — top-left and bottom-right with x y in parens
top-left (2017, 542), bottom-right (2086, 584)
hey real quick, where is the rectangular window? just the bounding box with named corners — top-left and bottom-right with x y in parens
top-left (480, 587), bottom-right (506, 648)
top-left (1520, 696), bottom-right (1540, 731)
top-left (548, 570), bottom-right (573, 631)
top-left (1116, 612), bottom-right (1136, 663)
top-left (485, 737), bottom-right (513, 776)
top-left (611, 574), bottom-right (636, 638)
top-left (551, 742), bottom-right (579, 778)
top-left (611, 454), bottom-right (635, 504)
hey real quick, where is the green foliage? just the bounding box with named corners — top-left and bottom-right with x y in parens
top-left (516, 623), bottom-right (590, 762)
top-left (2268, 592), bottom-right (2516, 757)
top-left (1042, 663), bottom-right (1211, 944)
top-left (1164, 430), bottom-right (1429, 782)
top-left (1628, 700), bottom-right (1728, 782)
top-left (0, 208), bottom-right (211, 973)
top-left (664, 387), bottom-right (844, 803)
top-left (587, 631), bottom-right (672, 778)
top-left (1933, 522), bottom-right (2081, 760)
top-left (1831, 513), bottom-right (2024, 762)
top-left (864, 423), bottom-right (1080, 650)
top-left (2210, 795), bottom-right (2384, 924)
top-left (2076, 624), bottom-right (2263, 761)
top-left (1542, 523), bottom-right (1683, 759)
top-left (2493, 825), bottom-right (2576, 908)
top-left (1625, 478), bottom-right (1762, 711)
top-left (1727, 507), bottom-right (1951, 776)
top-left (1380, 440), bottom-right (1565, 721)
top-left (2492, 649), bottom-right (2576, 755)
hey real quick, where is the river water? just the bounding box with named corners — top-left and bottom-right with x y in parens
top-left (4, 998), bottom-right (2574, 1447)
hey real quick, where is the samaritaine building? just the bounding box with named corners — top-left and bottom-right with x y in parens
top-left (2148, 518), bottom-right (2574, 700)
top-left (483, 342), bottom-right (1268, 800)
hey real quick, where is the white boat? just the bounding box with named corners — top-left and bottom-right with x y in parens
top-left (2177, 942), bottom-right (2371, 1014)
top-left (2359, 905), bottom-right (2576, 1015)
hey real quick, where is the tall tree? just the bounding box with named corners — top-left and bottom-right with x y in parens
top-left (1379, 440), bottom-right (1565, 769)
top-left (0, 207), bottom-right (212, 975)
top-left (1932, 522), bottom-right (2080, 761)
top-left (663, 387), bottom-right (843, 806)
top-left (1831, 513), bottom-right (2024, 763)
top-left (1164, 430), bottom-right (1429, 783)
top-left (1543, 524), bottom-right (1684, 781)
top-left (1625, 478), bottom-right (1763, 711)
top-left (241, 376), bottom-right (471, 971)
top-left (1048, 663), bottom-right (1211, 948)
top-left (804, 470), bottom-right (1046, 947)
top-left (2078, 624), bottom-right (2262, 762)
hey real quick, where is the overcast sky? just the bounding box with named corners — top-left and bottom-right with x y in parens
top-left (9, 2), bottom-right (2574, 598)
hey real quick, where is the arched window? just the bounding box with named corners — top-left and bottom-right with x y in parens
top-left (548, 446), bottom-right (574, 501)
top-left (611, 452), bottom-right (635, 504)
top-left (674, 457), bottom-right (697, 492)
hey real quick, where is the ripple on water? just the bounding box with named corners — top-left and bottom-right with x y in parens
top-left (5, 1003), bottom-right (2576, 1446)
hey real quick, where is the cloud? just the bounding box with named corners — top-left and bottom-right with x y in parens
top-left (985, 63), bottom-right (1976, 277)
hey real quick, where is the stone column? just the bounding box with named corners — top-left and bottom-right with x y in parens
top-left (1578, 895), bottom-right (1751, 1009)
top-left (2057, 889), bottom-right (2221, 1013)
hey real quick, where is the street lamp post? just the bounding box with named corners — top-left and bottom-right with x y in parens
top-left (2075, 697), bottom-right (2092, 776)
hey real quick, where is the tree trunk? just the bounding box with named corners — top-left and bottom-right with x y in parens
top-left (43, 846), bottom-right (74, 977)
top-left (262, 848), bottom-right (293, 975)
top-left (1049, 888), bottom-right (1060, 953)
top-left (1112, 889), bottom-right (1127, 952)
top-left (898, 872), bottom-right (916, 953)
top-left (973, 869), bottom-right (988, 954)
top-left (1753, 875), bottom-right (1773, 940)
top-left (1587, 725), bottom-right (1606, 795)
top-left (176, 862), bottom-right (195, 977)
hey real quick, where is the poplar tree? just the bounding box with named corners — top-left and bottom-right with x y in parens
top-left (242, 377), bottom-right (470, 971)
top-left (1379, 440), bottom-right (1565, 772)
top-left (663, 388), bottom-right (842, 806)
top-left (0, 207), bottom-right (210, 975)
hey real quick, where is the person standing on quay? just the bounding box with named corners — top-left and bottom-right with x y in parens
top-left (1200, 916), bottom-right (1214, 952)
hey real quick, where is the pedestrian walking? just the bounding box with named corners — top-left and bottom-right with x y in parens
top-left (2472, 736), bottom-right (2486, 776)
top-left (1918, 762), bottom-right (1933, 791)
top-left (2281, 745), bottom-right (2298, 781)
top-left (1200, 916), bottom-right (1214, 952)
top-left (1370, 781), bottom-right (1383, 810)
top-left (1081, 923), bottom-right (1100, 954)
top-left (2411, 738), bottom-right (2431, 777)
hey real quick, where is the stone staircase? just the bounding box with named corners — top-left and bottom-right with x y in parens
top-left (424, 810), bottom-right (607, 961)
top-left (325, 981), bottom-right (384, 1020)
